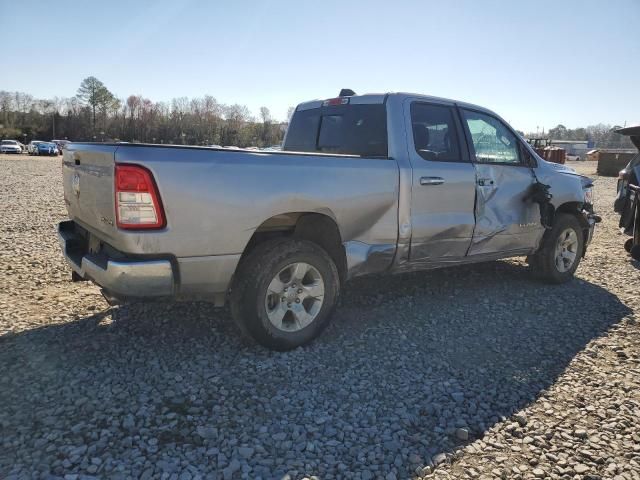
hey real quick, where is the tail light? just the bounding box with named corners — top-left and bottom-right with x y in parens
top-left (322, 97), bottom-right (349, 107)
top-left (115, 164), bottom-right (166, 229)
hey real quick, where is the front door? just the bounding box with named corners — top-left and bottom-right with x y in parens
top-left (460, 108), bottom-right (543, 256)
top-left (406, 100), bottom-right (477, 262)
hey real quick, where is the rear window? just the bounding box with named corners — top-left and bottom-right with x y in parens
top-left (284, 103), bottom-right (388, 157)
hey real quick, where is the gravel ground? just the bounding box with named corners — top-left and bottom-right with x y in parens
top-left (0, 155), bottom-right (638, 480)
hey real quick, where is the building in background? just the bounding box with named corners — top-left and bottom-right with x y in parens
top-left (549, 140), bottom-right (590, 158)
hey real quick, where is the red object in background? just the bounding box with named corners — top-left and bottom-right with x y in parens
top-left (543, 147), bottom-right (566, 164)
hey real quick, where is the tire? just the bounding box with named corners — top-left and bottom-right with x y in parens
top-left (624, 238), bottom-right (633, 253)
top-left (530, 213), bottom-right (584, 283)
top-left (230, 238), bottom-right (340, 351)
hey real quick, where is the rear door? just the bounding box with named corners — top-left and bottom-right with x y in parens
top-left (405, 99), bottom-right (477, 261)
top-left (459, 108), bottom-right (542, 256)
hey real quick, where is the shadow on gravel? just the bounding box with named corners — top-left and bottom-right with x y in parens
top-left (0, 260), bottom-right (632, 478)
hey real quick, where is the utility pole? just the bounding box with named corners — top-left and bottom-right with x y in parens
top-left (52, 112), bottom-right (55, 139)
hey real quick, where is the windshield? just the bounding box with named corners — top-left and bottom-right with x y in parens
top-left (1, 140), bottom-right (17, 145)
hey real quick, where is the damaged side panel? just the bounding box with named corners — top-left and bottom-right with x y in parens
top-left (468, 163), bottom-right (544, 256)
top-left (343, 241), bottom-right (397, 278)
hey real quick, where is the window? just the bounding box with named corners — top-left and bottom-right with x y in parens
top-left (410, 103), bottom-right (462, 162)
top-left (284, 104), bottom-right (388, 157)
top-left (283, 108), bottom-right (321, 152)
top-left (318, 115), bottom-right (344, 149)
top-left (462, 110), bottom-right (521, 164)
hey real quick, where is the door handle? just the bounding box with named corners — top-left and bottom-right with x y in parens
top-left (477, 178), bottom-right (495, 186)
top-left (420, 176), bottom-right (444, 186)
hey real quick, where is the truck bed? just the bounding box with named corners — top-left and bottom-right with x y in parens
top-left (61, 143), bottom-right (400, 299)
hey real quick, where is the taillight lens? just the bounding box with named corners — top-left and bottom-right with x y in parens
top-left (115, 164), bottom-right (166, 229)
top-left (322, 97), bottom-right (349, 106)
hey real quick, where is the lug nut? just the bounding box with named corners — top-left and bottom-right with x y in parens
top-left (292, 283), bottom-right (296, 288)
top-left (287, 303), bottom-right (291, 308)
top-left (295, 298), bottom-right (301, 303)
top-left (297, 289), bottom-right (303, 294)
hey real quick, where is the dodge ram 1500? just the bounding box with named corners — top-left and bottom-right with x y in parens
top-left (59, 90), bottom-right (599, 350)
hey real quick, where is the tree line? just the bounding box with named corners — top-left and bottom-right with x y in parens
top-left (0, 77), bottom-right (287, 147)
top-left (0, 76), bottom-right (635, 150)
top-left (523, 123), bottom-right (635, 150)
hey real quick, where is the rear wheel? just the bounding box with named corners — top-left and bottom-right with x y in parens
top-left (230, 238), bottom-right (340, 351)
top-left (530, 213), bottom-right (584, 283)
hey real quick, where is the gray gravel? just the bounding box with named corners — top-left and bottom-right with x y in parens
top-left (1, 155), bottom-right (639, 479)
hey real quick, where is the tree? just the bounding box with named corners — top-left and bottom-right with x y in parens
top-left (1, 82), bottom-right (287, 146)
top-left (76, 76), bottom-right (113, 133)
top-left (548, 124), bottom-right (568, 140)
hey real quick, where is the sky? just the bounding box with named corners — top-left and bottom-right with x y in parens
top-left (2, 0), bottom-right (639, 132)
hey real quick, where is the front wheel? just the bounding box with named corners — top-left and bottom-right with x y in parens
top-left (530, 213), bottom-right (584, 283)
top-left (230, 238), bottom-right (340, 351)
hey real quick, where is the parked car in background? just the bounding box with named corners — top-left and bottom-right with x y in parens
top-left (565, 153), bottom-right (581, 161)
top-left (27, 141), bottom-right (44, 154)
top-left (33, 141), bottom-right (59, 156)
top-left (0, 140), bottom-right (23, 153)
top-left (58, 90), bottom-right (599, 350)
top-left (52, 139), bottom-right (71, 154)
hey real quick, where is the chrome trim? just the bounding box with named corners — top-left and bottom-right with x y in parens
top-left (420, 176), bottom-right (444, 186)
top-left (58, 225), bottom-right (174, 298)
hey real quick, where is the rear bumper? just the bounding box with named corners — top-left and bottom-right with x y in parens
top-left (58, 220), bottom-right (174, 298)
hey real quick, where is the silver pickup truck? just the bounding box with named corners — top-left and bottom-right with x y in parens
top-left (58, 91), bottom-right (599, 350)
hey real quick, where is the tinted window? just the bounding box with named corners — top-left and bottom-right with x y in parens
top-left (462, 110), bottom-right (520, 164)
top-left (284, 104), bottom-right (387, 157)
top-left (283, 108), bottom-right (320, 152)
top-left (410, 103), bottom-right (462, 162)
top-left (318, 115), bottom-right (344, 149)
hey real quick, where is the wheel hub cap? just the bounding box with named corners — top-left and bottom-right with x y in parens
top-left (265, 262), bottom-right (325, 332)
top-left (554, 228), bottom-right (579, 273)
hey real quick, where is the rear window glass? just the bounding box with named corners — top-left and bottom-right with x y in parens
top-left (284, 104), bottom-right (388, 157)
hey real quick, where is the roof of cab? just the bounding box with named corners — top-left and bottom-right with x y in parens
top-left (295, 92), bottom-right (496, 116)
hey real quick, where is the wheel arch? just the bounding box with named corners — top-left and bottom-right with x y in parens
top-left (240, 211), bottom-right (347, 284)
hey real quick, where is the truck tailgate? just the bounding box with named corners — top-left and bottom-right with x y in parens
top-left (62, 144), bottom-right (118, 239)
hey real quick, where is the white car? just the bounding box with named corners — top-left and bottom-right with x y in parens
top-left (0, 140), bottom-right (23, 154)
top-left (27, 141), bottom-right (44, 155)
top-left (566, 153), bottom-right (582, 161)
